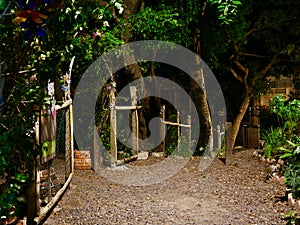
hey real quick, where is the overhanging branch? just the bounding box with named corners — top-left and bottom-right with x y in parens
top-left (233, 60), bottom-right (249, 83)
top-left (246, 27), bottom-right (265, 37)
top-left (230, 67), bottom-right (244, 84)
top-left (261, 58), bottom-right (277, 74)
top-left (240, 52), bottom-right (269, 59)
top-left (251, 57), bottom-right (277, 86)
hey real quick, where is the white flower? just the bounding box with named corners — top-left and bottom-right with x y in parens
top-left (65, 7), bottom-right (72, 14)
top-left (110, 0), bottom-right (116, 4)
top-left (103, 21), bottom-right (110, 27)
top-left (114, 2), bottom-right (124, 14)
top-left (118, 6), bottom-right (124, 14)
top-left (115, 2), bottom-right (121, 9)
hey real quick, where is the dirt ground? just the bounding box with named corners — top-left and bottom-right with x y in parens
top-left (43, 149), bottom-right (293, 225)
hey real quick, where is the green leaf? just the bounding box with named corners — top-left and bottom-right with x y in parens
top-left (232, 1), bottom-right (242, 5)
top-left (287, 140), bottom-right (297, 147)
top-left (280, 153), bottom-right (293, 159)
top-left (0, 0), bottom-right (7, 10)
top-left (278, 146), bottom-right (292, 153)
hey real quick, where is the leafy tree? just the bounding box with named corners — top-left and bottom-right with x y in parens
top-left (116, 0), bottom-right (242, 153)
top-left (202, 0), bottom-right (300, 150)
top-left (0, 0), bottom-right (124, 220)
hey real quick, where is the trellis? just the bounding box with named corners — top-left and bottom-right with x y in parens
top-left (160, 105), bottom-right (192, 154)
top-left (27, 58), bottom-right (75, 225)
top-left (108, 86), bottom-right (141, 166)
top-left (106, 83), bottom-right (193, 164)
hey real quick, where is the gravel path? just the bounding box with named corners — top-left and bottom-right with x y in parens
top-left (43, 149), bottom-right (292, 225)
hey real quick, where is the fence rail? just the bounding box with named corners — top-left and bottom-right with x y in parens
top-left (160, 105), bottom-right (192, 153)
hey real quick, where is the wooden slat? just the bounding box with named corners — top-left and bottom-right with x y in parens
top-left (115, 105), bottom-right (142, 110)
top-left (163, 121), bottom-right (191, 128)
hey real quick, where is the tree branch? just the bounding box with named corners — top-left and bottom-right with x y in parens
top-left (246, 27), bottom-right (265, 37)
top-left (230, 67), bottom-right (244, 84)
top-left (251, 57), bottom-right (277, 86)
top-left (233, 60), bottom-right (248, 74)
top-left (261, 58), bottom-right (276, 74)
top-left (240, 52), bottom-right (269, 58)
top-left (233, 60), bottom-right (249, 83)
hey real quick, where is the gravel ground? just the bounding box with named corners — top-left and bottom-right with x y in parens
top-left (43, 149), bottom-right (292, 225)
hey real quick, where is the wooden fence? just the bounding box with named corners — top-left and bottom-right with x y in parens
top-left (108, 86), bottom-right (141, 166)
top-left (160, 105), bottom-right (192, 154)
top-left (106, 84), bottom-right (196, 164)
top-left (27, 100), bottom-right (74, 225)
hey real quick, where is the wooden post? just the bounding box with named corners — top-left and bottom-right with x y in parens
top-left (130, 86), bottom-right (138, 155)
top-left (160, 105), bottom-right (166, 152)
top-left (110, 88), bottom-right (117, 166)
top-left (93, 127), bottom-right (101, 170)
top-left (27, 117), bottom-right (40, 224)
top-left (35, 119), bottom-right (40, 216)
top-left (69, 104), bottom-right (74, 173)
top-left (225, 122), bottom-right (232, 165)
top-left (187, 115), bottom-right (192, 151)
top-left (177, 111), bottom-right (180, 144)
top-left (65, 107), bottom-right (71, 180)
top-left (47, 161), bottom-right (52, 200)
top-left (27, 159), bottom-right (39, 224)
top-left (217, 125), bottom-right (221, 152)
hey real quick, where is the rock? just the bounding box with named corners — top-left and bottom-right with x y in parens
top-left (294, 200), bottom-right (300, 212)
top-left (137, 152), bottom-right (149, 160)
top-left (273, 175), bottom-right (280, 183)
top-left (152, 152), bottom-right (164, 158)
top-left (288, 193), bottom-right (295, 207)
top-left (279, 176), bottom-right (285, 185)
top-left (270, 165), bottom-right (277, 172)
top-left (278, 159), bottom-right (284, 165)
top-left (271, 175), bottom-right (278, 183)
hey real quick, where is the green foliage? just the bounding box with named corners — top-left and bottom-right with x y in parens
top-left (279, 141), bottom-right (300, 160)
top-left (267, 95), bottom-right (300, 200)
top-left (0, 172), bottom-right (28, 218)
top-left (262, 127), bottom-right (285, 159)
top-left (125, 6), bottom-right (191, 46)
top-left (30, 0), bottom-right (124, 85)
top-left (1, 0), bottom-right (126, 218)
top-left (164, 125), bottom-right (178, 156)
top-left (284, 211), bottom-right (297, 225)
top-left (209, 0), bottom-right (242, 25)
top-left (285, 163), bottom-right (300, 199)
top-left (0, 79), bottom-right (46, 217)
top-left (270, 95), bottom-right (300, 138)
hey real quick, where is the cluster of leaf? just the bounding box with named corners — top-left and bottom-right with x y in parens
top-left (0, 0), bottom-right (125, 218)
top-left (126, 6), bottom-right (191, 46)
top-left (270, 95), bottom-right (300, 137)
top-left (209, 0), bottom-right (242, 25)
top-left (0, 81), bottom-right (43, 218)
top-left (26, 0), bottom-right (125, 86)
top-left (263, 95), bottom-right (300, 199)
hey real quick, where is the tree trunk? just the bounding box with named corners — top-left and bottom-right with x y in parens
top-left (191, 26), bottom-right (212, 154)
top-left (121, 0), bottom-right (148, 143)
top-left (229, 89), bottom-right (252, 151)
top-left (228, 57), bottom-right (275, 150)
